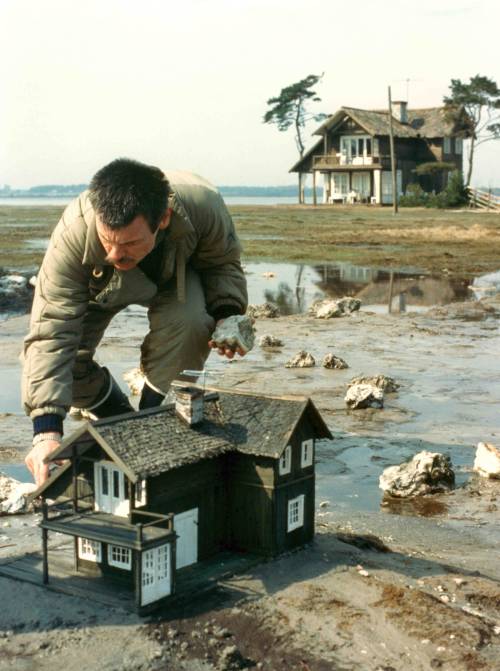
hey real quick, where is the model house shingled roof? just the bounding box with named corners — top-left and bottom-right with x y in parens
top-left (46, 391), bottom-right (332, 481)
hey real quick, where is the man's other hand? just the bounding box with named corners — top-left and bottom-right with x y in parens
top-left (25, 440), bottom-right (61, 487)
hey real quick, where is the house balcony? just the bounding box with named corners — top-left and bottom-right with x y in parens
top-left (41, 499), bottom-right (175, 550)
top-left (312, 154), bottom-right (390, 171)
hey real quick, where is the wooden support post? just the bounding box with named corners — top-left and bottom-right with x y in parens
top-left (128, 479), bottom-right (135, 524)
top-left (388, 271), bottom-right (394, 314)
top-left (313, 171), bottom-right (317, 206)
top-left (298, 173), bottom-right (302, 204)
top-left (42, 527), bottom-right (49, 584)
top-left (388, 86), bottom-right (398, 215)
top-left (135, 550), bottom-right (142, 611)
top-left (72, 445), bottom-right (78, 512)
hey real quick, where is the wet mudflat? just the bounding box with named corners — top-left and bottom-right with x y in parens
top-left (1, 296), bottom-right (500, 670)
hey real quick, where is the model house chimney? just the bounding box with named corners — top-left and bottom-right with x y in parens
top-left (391, 100), bottom-right (408, 124)
top-left (174, 386), bottom-right (204, 426)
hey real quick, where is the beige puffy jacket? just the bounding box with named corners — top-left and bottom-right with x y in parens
top-left (22, 170), bottom-right (247, 420)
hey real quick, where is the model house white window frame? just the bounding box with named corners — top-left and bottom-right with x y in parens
top-left (301, 439), bottom-right (314, 468)
top-left (279, 445), bottom-right (292, 475)
top-left (455, 137), bottom-right (463, 154)
top-left (108, 544), bottom-right (132, 570)
top-left (94, 461), bottom-right (130, 517)
top-left (331, 172), bottom-right (349, 195)
top-left (443, 137), bottom-right (452, 154)
top-left (78, 537), bottom-right (102, 562)
top-left (287, 495), bottom-right (305, 532)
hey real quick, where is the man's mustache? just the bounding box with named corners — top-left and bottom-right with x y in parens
top-left (105, 255), bottom-right (135, 265)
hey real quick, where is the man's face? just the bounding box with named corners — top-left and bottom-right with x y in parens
top-left (96, 211), bottom-right (171, 271)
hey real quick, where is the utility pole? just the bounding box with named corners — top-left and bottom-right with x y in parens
top-left (387, 86), bottom-right (398, 215)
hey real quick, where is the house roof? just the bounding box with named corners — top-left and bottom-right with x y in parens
top-left (44, 391), bottom-right (332, 482)
top-left (314, 106), bottom-right (454, 140)
top-left (289, 105), bottom-right (457, 173)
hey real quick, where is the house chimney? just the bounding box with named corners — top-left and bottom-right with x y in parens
top-left (391, 100), bottom-right (408, 124)
top-left (174, 386), bottom-right (204, 426)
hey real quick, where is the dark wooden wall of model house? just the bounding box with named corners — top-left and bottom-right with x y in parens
top-left (228, 415), bottom-right (316, 556)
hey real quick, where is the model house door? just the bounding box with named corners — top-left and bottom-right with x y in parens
top-left (174, 508), bottom-right (198, 569)
top-left (141, 543), bottom-right (171, 606)
top-left (94, 462), bottom-right (129, 517)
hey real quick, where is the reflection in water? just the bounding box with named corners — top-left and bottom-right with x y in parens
top-left (381, 495), bottom-right (449, 517)
top-left (245, 261), bottom-right (475, 315)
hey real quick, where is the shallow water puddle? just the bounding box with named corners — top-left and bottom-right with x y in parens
top-left (245, 261), bottom-right (479, 315)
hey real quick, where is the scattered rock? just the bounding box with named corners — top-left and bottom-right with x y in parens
top-left (379, 451), bottom-right (455, 498)
top-left (310, 297), bottom-right (361, 319)
top-left (345, 383), bottom-right (384, 409)
top-left (259, 334), bottom-right (284, 348)
top-left (0, 474), bottom-right (37, 514)
top-left (123, 368), bottom-right (146, 395)
top-left (285, 350), bottom-right (315, 368)
top-left (217, 645), bottom-right (247, 671)
top-left (261, 271), bottom-right (276, 279)
top-left (0, 270), bottom-right (35, 313)
top-left (247, 302), bottom-right (280, 319)
top-left (211, 315), bottom-right (255, 354)
top-left (426, 300), bottom-right (498, 321)
top-left (348, 374), bottom-right (399, 392)
top-left (323, 353), bottom-right (349, 369)
top-left (473, 442), bottom-right (500, 478)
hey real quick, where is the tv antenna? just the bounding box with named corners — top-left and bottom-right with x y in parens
top-left (393, 78), bottom-right (422, 103)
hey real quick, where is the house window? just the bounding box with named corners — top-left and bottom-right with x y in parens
top-left (455, 137), bottom-right (463, 154)
top-left (135, 479), bottom-right (147, 506)
top-left (279, 445), bottom-right (291, 475)
top-left (78, 537), bottom-right (102, 562)
top-left (443, 137), bottom-right (451, 154)
top-left (301, 439), bottom-right (314, 468)
top-left (108, 544), bottom-right (132, 570)
top-left (340, 135), bottom-right (372, 164)
top-left (287, 495), bottom-right (305, 532)
top-left (94, 461), bottom-right (130, 517)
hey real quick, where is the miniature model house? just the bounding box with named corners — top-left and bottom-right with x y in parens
top-left (36, 388), bottom-right (332, 613)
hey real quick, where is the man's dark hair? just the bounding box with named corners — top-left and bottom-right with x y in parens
top-left (89, 158), bottom-right (170, 233)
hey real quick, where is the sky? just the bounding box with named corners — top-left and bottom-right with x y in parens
top-left (1, 0), bottom-right (499, 188)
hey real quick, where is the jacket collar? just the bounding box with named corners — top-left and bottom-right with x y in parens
top-left (81, 188), bottom-right (195, 267)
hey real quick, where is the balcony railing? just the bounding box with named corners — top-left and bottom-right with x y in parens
top-left (312, 154), bottom-right (388, 169)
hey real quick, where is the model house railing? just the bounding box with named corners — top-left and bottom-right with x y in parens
top-left (132, 509), bottom-right (174, 543)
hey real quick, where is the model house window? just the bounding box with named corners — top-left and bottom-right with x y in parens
top-left (135, 479), bottom-right (147, 506)
top-left (78, 537), bottom-right (102, 562)
top-left (455, 138), bottom-right (463, 154)
top-left (301, 439), bottom-right (314, 468)
top-left (279, 445), bottom-right (291, 475)
top-left (443, 137), bottom-right (451, 153)
top-left (108, 544), bottom-right (132, 570)
top-left (287, 495), bottom-right (305, 532)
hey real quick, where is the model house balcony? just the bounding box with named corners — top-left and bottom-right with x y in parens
top-left (312, 154), bottom-right (389, 170)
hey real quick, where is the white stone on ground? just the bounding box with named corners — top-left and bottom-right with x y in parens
top-left (285, 351), bottom-right (316, 368)
top-left (473, 442), bottom-right (500, 478)
top-left (247, 302), bottom-right (280, 319)
top-left (0, 473), bottom-right (37, 514)
top-left (348, 374), bottom-right (399, 392)
top-left (323, 353), bottom-right (349, 369)
top-left (310, 297), bottom-right (361, 319)
top-left (259, 334), bottom-right (284, 348)
top-left (379, 451), bottom-right (455, 498)
top-left (345, 383), bottom-right (384, 409)
top-left (123, 367), bottom-right (146, 395)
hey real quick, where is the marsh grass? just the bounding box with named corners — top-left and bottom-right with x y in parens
top-left (1, 204), bottom-right (500, 274)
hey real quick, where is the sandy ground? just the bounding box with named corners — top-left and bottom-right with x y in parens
top-left (1, 299), bottom-right (500, 670)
